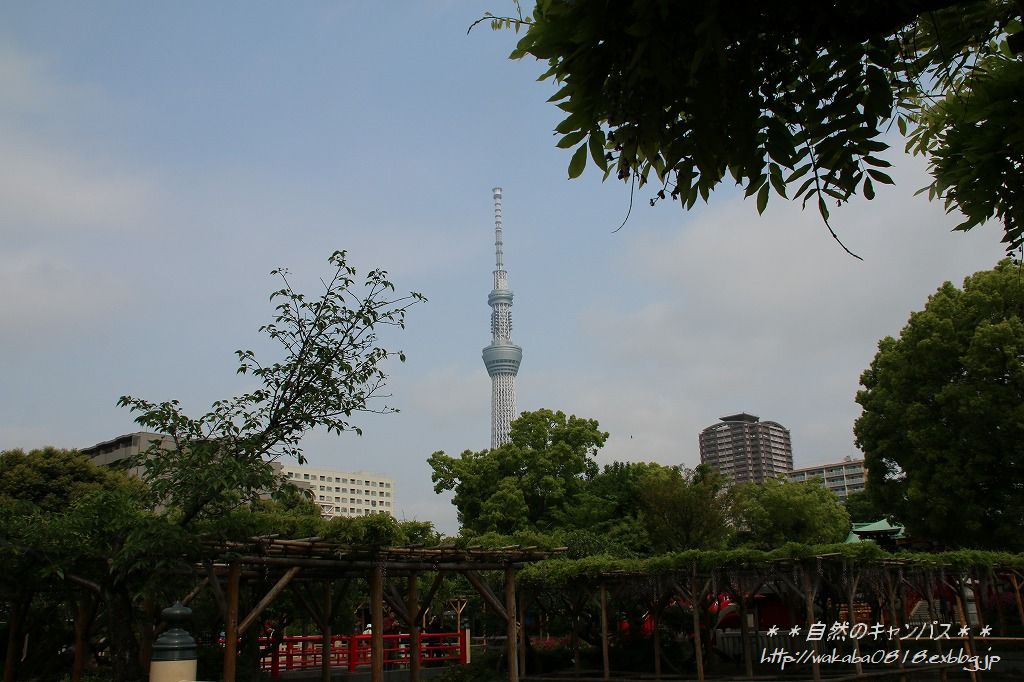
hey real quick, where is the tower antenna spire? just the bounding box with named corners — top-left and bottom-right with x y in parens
top-left (482, 187), bottom-right (523, 449)
top-left (494, 187), bottom-right (504, 272)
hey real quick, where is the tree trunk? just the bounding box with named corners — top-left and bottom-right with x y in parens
top-left (103, 585), bottom-right (144, 682)
top-left (3, 596), bottom-right (30, 682)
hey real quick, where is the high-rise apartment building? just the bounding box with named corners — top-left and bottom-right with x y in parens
top-left (788, 456), bottom-right (866, 501)
top-left (698, 413), bottom-right (793, 484)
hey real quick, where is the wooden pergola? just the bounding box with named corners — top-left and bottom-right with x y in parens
top-left (516, 552), bottom-right (1024, 682)
top-left (191, 538), bottom-right (558, 682)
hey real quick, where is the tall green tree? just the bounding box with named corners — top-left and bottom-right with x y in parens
top-left (428, 409), bottom-right (608, 534)
top-left (731, 478), bottom-right (851, 549)
top-left (119, 250), bottom-right (424, 525)
top-left (855, 259), bottom-right (1024, 549)
top-left (638, 464), bottom-right (732, 552)
top-left (487, 1), bottom-right (1023, 252)
top-left (0, 448), bottom-right (190, 682)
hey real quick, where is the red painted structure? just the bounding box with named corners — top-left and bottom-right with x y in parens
top-left (258, 631), bottom-right (469, 678)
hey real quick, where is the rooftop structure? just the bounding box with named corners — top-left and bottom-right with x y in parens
top-left (698, 413), bottom-right (793, 484)
top-left (481, 187), bottom-right (522, 449)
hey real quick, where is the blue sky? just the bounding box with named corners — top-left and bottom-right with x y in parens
top-left (0, 2), bottom-right (1006, 534)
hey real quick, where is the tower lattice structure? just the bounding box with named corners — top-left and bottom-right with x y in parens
top-left (482, 187), bottom-right (523, 449)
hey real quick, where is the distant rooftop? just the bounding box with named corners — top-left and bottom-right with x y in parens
top-left (720, 412), bottom-right (760, 423)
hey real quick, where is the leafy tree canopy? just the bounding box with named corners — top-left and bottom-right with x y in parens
top-left (855, 259), bottom-right (1024, 550)
top-left (0, 446), bottom-right (142, 512)
top-left (638, 464), bottom-right (732, 552)
top-left (428, 409), bottom-right (608, 534)
top-left (843, 489), bottom-right (891, 524)
top-left (119, 250), bottom-right (424, 526)
top-left (490, 0), bottom-right (1024, 252)
top-left (731, 478), bottom-right (851, 549)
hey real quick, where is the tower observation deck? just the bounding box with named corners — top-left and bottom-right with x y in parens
top-left (482, 187), bottom-right (522, 449)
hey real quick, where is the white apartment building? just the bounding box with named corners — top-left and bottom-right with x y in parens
top-left (787, 456), bottom-right (866, 502)
top-left (279, 463), bottom-right (395, 520)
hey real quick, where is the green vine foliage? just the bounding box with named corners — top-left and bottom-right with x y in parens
top-left (500, 0), bottom-right (1023, 253)
top-left (518, 544), bottom-right (1023, 591)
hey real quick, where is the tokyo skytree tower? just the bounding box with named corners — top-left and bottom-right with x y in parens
top-left (482, 187), bottom-right (523, 449)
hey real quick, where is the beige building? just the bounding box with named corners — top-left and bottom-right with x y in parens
top-left (82, 432), bottom-right (395, 520)
top-left (278, 463), bottom-right (395, 520)
top-left (788, 456), bottom-right (866, 501)
top-left (80, 431), bottom-right (172, 478)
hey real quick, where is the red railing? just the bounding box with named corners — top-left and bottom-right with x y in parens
top-left (258, 631), bottom-right (469, 677)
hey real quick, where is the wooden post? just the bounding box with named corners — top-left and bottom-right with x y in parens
top-left (652, 604), bottom-right (661, 680)
top-left (845, 568), bottom-right (863, 679)
top-left (322, 581), bottom-right (332, 682)
top-left (72, 596), bottom-right (92, 682)
top-left (223, 562), bottom-right (241, 682)
top-left (599, 583), bottom-right (610, 681)
top-left (800, 566), bottom-right (821, 682)
top-left (691, 570), bottom-right (705, 682)
top-left (956, 578), bottom-right (980, 682)
top-left (736, 578), bottom-right (753, 680)
top-left (923, 571), bottom-right (949, 682)
top-left (371, 565), bottom-right (384, 682)
top-left (517, 589), bottom-right (526, 678)
top-left (505, 566), bottom-right (519, 682)
top-left (408, 572), bottom-right (421, 682)
top-left (4, 596), bottom-right (28, 682)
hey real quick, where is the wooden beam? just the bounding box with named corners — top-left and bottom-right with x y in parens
top-left (238, 566), bottom-right (302, 636)
top-left (465, 570), bottom-right (508, 622)
top-left (414, 572), bottom-right (446, 624)
top-left (222, 555), bottom-right (527, 572)
top-left (385, 581), bottom-right (414, 626)
top-left (204, 561), bottom-right (228, 618)
top-left (223, 562), bottom-right (241, 682)
top-left (181, 576), bottom-right (209, 607)
top-left (294, 583), bottom-right (324, 632)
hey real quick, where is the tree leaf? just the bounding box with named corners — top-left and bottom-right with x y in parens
top-left (568, 143), bottom-right (587, 179)
top-left (756, 183), bottom-right (770, 214)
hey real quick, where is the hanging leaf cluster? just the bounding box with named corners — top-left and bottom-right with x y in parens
top-left (501, 0), bottom-right (1022, 252)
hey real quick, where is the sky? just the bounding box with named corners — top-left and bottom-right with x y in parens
top-left (0, 2), bottom-right (1008, 535)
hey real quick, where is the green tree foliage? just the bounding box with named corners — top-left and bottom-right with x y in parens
top-left (553, 460), bottom-right (667, 554)
top-left (843, 489), bottom-right (890, 524)
top-left (0, 446), bottom-right (141, 511)
top-left (428, 409), bottom-right (608, 534)
top-left (855, 259), bottom-right (1024, 549)
top-left (731, 478), bottom-right (851, 549)
top-left (490, 1), bottom-right (1023, 252)
top-left (637, 464), bottom-right (732, 552)
top-left (0, 448), bottom-right (192, 682)
top-left (118, 250), bottom-right (424, 525)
